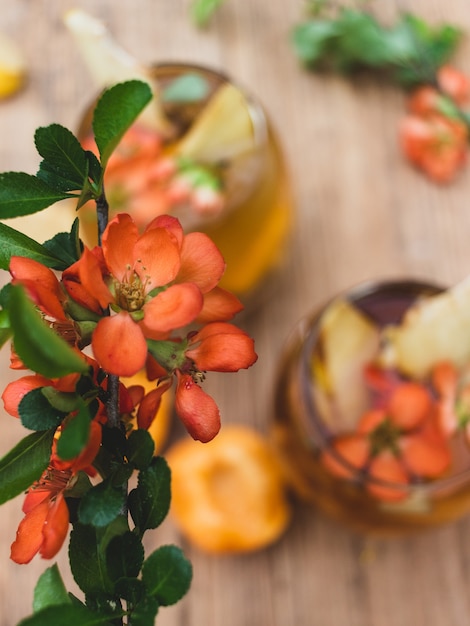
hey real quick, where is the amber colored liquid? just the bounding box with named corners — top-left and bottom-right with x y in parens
top-left (77, 64), bottom-right (293, 302)
top-left (272, 281), bottom-right (470, 536)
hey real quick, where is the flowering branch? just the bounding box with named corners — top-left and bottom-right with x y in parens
top-left (0, 79), bottom-right (257, 625)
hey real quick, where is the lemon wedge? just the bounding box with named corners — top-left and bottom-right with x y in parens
top-left (0, 33), bottom-right (26, 99)
top-left (63, 8), bottom-right (172, 136)
top-left (175, 82), bottom-right (259, 164)
top-left (314, 298), bottom-right (381, 430)
top-left (380, 277), bottom-right (470, 379)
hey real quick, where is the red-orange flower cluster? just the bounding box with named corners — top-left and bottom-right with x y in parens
top-left (399, 65), bottom-right (470, 183)
top-left (322, 367), bottom-right (453, 502)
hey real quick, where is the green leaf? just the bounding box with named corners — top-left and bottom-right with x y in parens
top-left (162, 73), bottom-right (210, 103)
top-left (56, 404), bottom-right (91, 460)
top-left (33, 564), bottom-right (71, 612)
top-left (127, 593), bottom-right (159, 626)
top-left (9, 284), bottom-right (89, 378)
top-left (127, 429), bottom-right (155, 470)
top-left (106, 531), bottom-right (144, 582)
top-left (42, 387), bottom-right (81, 412)
top-left (0, 429), bottom-right (54, 505)
top-left (142, 545), bottom-right (192, 606)
top-left (92, 81), bottom-right (153, 169)
top-left (0, 172), bottom-right (71, 219)
top-left (78, 477), bottom-right (125, 527)
top-left (0, 222), bottom-right (63, 270)
top-left (0, 308), bottom-right (11, 349)
top-left (291, 20), bottom-right (340, 66)
top-left (69, 523), bottom-right (114, 595)
top-left (190, 0), bottom-right (226, 27)
top-left (128, 456), bottom-right (171, 534)
top-left (18, 604), bottom-right (116, 626)
top-left (42, 219), bottom-right (82, 269)
top-left (19, 387), bottom-right (67, 431)
top-left (35, 124), bottom-right (88, 191)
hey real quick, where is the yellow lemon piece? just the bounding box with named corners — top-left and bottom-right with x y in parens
top-left (166, 425), bottom-right (292, 553)
top-left (176, 82), bottom-right (257, 164)
top-left (314, 298), bottom-right (381, 430)
top-left (380, 276), bottom-right (470, 379)
top-left (121, 369), bottom-right (173, 454)
top-left (0, 33), bottom-right (26, 99)
top-left (63, 8), bottom-right (172, 136)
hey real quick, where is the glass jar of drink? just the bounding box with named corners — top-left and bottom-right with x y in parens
top-left (76, 63), bottom-right (293, 303)
top-left (272, 280), bottom-right (470, 535)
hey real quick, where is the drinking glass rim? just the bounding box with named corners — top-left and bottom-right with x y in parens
top-left (297, 277), bottom-right (470, 497)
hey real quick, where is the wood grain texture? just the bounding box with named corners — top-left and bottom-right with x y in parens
top-left (1, 1), bottom-right (470, 624)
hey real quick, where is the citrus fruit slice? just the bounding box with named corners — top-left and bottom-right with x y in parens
top-left (63, 8), bottom-right (172, 136)
top-left (0, 32), bottom-right (26, 99)
top-left (380, 277), bottom-right (470, 379)
top-left (166, 425), bottom-right (292, 553)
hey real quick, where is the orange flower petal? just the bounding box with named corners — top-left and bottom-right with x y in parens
top-left (141, 283), bottom-right (203, 336)
top-left (2, 374), bottom-right (51, 418)
top-left (387, 383), bottom-right (432, 430)
top-left (175, 372), bottom-right (220, 443)
top-left (186, 322), bottom-right (258, 372)
top-left (137, 384), bottom-right (171, 430)
top-left (367, 452), bottom-right (409, 502)
top-left (102, 213), bottom-right (139, 280)
top-left (321, 435), bottom-right (369, 480)
top-left (40, 493), bottom-right (70, 559)
top-left (400, 431), bottom-right (451, 478)
top-left (92, 312), bottom-right (148, 376)
top-left (357, 408), bottom-right (387, 434)
top-left (178, 232), bottom-right (226, 293)
top-left (11, 499), bottom-right (50, 564)
top-left (146, 214), bottom-right (184, 248)
top-left (196, 287), bottom-right (244, 323)
top-left (10, 256), bottom-right (67, 321)
top-left (133, 227), bottom-right (181, 290)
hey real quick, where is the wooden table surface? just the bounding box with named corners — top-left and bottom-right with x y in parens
top-left (2, 1), bottom-right (470, 625)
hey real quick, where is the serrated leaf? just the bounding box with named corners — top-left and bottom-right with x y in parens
top-left (35, 124), bottom-right (88, 191)
top-left (106, 531), bottom-right (144, 582)
top-left (9, 284), bottom-right (89, 378)
top-left (56, 403), bottom-right (91, 460)
top-left (0, 429), bottom-right (54, 504)
top-left (0, 308), bottom-right (11, 348)
top-left (0, 172), bottom-right (71, 219)
top-left (92, 81), bottom-right (152, 169)
top-left (18, 604), bottom-right (116, 626)
top-left (0, 222), bottom-right (63, 270)
top-left (142, 545), bottom-right (192, 606)
top-left (19, 387), bottom-right (67, 431)
top-left (127, 593), bottom-right (159, 626)
top-left (42, 387), bottom-right (81, 412)
top-left (78, 477), bottom-right (125, 527)
top-left (127, 429), bottom-right (155, 470)
top-left (69, 523), bottom-right (114, 595)
top-left (33, 564), bottom-right (71, 612)
top-left (42, 218), bottom-right (82, 269)
top-left (128, 456), bottom-right (171, 533)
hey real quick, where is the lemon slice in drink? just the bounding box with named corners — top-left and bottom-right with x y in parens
top-left (175, 82), bottom-right (259, 164)
top-left (380, 276), bottom-right (470, 379)
top-left (63, 8), bottom-right (173, 137)
top-left (0, 33), bottom-right (26, 99)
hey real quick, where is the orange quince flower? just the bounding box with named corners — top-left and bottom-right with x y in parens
top-left (399, 112), bottom-right (468, 184)
top-left (63, 213), bottom-right (217, 376)
top-left (10, 421), bottom-right (102, 564)
top-left (174, 323), bottom-right (258, 442)
top-left (322, 381), bottom-right (451, 502)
